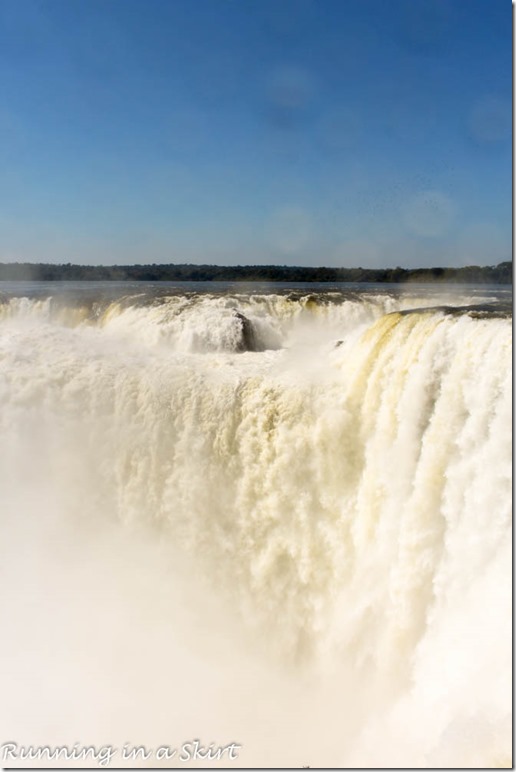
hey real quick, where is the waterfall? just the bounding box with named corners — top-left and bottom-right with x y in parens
top-left (0, 287), bottom-right (511, 768)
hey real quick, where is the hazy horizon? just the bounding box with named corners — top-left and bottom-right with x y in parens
top-left (0, 257), bottom-right (511, 270)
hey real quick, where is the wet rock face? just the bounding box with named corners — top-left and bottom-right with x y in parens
top-left (233, 311), bottom-right (261, 352)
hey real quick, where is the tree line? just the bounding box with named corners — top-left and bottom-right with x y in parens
top-left (0, 261), bottom-right (511, 283)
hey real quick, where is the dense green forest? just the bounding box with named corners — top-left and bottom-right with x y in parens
top-left (0, 261), bottom-right (511, 284)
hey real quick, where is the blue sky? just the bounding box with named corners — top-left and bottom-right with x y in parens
top-left (0, 0), bottom-right (511, 267)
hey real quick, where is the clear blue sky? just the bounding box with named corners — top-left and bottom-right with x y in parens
top-left (0, 0), bottom-right (511, 267)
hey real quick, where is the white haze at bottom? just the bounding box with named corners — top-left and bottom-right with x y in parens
top-left (0, 287), bottom-right (511, 768)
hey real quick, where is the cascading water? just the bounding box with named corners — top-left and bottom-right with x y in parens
top-left (0, 284), bottom-right (511, 768)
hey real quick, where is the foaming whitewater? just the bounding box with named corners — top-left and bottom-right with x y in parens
top-left (0, 283), bottom-right (511, 768)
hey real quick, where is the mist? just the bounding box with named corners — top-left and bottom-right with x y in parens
top-left (0, 286), bottom-right (511, 768)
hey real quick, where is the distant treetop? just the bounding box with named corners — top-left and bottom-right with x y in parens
top-left (0, 262), bottom-right (511, 284)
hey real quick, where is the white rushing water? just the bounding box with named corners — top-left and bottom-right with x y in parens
top-left (0, 286), bottom-right (511, 768)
